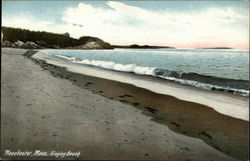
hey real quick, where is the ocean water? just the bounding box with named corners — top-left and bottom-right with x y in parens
top-left (44, 48), bottom-right (249, 96)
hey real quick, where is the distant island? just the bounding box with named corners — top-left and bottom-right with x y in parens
top-left (197, 47), bottom-right (233, 49)
top-left (113, 44), bottom-right (175, 49)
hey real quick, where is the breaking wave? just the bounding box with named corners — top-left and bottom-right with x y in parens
top-left (55, 54), bottom-right (249, 96)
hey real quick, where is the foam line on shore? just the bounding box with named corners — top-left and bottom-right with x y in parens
top-left (32, 51), bottom-right (249, 121)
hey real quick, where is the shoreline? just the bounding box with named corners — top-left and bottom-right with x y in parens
top-left (28, 49), bottom-right (248, 160)
top-left (45, 49), bottom-right (249, 97)
top-left (1, 48), bottom-right (247, 160)
top-left (31, 50), bottom-right (249, 121)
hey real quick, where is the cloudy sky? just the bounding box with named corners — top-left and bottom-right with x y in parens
top-left (2, 0), bottom-right (249, 49)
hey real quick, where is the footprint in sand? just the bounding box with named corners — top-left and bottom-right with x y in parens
top-left (124, 94), bottom-right (133, 97)
top-left (184, 147), bottom-right (190, 151)
top-left (182, 131), bottom-right (187, 134)
top-left (171, 122), bottom-right (181, 127)
top-left (198, 131), bottom-right (212, 139)
top-left (214, 145), bottom-right (221, 151)
top-left (145, 107), bottom-right (158, 114)
top-left (119, 94), bottom-right (133, 98)
top-left (41, 115), bottom-right (51, 119)
top-left (119, 100), bottom-right (128, 103)
top-left (132, 102), bottom-right (140, 106)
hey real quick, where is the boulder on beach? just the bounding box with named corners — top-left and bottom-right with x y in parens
top-left (1, 40), bottom-right (41, 49)
top-left (19, 41), bottom-right (41, 49)
top-left (1, 41), bottom-right (15, 47)
top-left (14, 40), bottom-right (24, 47)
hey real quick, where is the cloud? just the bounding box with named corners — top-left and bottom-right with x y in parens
top-left (2, 16), bottom-right (86, 39)
top-left (62, 1), bottom-right (249, 48)
top-left (2, 1), bottom-right (249, 48)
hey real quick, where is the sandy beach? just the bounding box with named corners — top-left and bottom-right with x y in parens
top-left (1, 48), bottom-right (248, 160)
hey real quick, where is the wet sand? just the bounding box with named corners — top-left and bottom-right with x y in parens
top-left (1, 48), bottom-right (247, 160)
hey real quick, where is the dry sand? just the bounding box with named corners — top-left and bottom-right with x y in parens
top-left (1, 48), bottom-right (247, 160)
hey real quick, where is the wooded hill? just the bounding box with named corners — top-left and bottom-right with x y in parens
top-left (1, 27), bottom-right (107, 48)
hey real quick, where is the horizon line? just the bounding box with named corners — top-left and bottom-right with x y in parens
top-left (2, 26), bottom-right (249, 50)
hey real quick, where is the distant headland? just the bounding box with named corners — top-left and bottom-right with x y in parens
top-left (1, 27), bottom-right (113, 50)
top-left (113, 44), bottom-right (175, 49)
top-left (197, 47), bottom-right (233, 49)
top-left (1, 27), bottom-right (175, 50)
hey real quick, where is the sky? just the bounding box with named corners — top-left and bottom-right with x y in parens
top-left (2, 0), bottom-right (249, 49)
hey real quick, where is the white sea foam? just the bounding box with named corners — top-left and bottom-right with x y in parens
top-left (54, 55), bottom-right (156, 75)
top-left (73, 58), bottom-right (156, 75)
top-left (54, 54), bottom-right (76, 61)
top-left (158, 76), bottom-right (249, 96)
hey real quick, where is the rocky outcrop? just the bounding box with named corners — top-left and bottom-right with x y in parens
top-left (14, 40), bottom-right (24, 47)
top-left (19, 41), bottom-right (41, 49)
top-left (2, 40), bottom-right (41, 49)
top-left (68, 40), bottom-right (113, 50)
top-left (1, 41), bottom-right (15, 47)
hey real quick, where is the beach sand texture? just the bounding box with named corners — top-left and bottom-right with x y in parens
top-left (1, 48), bottom-right (248, 160)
